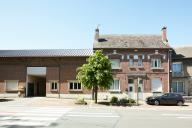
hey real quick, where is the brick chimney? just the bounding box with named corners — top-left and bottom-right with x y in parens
top-left (95, 27), bottom-right (99, 41)
top-left (161, 26), bottom-right (168, 42)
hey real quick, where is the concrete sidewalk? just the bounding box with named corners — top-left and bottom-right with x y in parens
top-left (1, 97), bottom-right (192, 111)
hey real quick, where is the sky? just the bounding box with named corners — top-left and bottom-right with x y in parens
top-left (0, 0), bottom-right (192, 49)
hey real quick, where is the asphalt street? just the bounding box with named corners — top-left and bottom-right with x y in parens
top-left (0, 98), bottom-right (192, 128)
top-left (50, 107), bottom-right (192, 128)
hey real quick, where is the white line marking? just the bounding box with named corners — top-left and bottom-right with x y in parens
top-left (177, 117), bottom-right (192, 119)
top-left (66, 114), bottom-right (119, 118)
top-left (162, 114), bottom-right (192, 117)
top-left (67, 112), bottom-right (113, 115)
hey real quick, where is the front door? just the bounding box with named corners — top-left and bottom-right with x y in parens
top-left (128, 79), bottom-right (135, 99)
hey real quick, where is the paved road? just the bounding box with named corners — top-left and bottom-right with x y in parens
top-left (51, 107), bottom-right (192, 128)
top-left (0, 98), bottom-right (192, 128)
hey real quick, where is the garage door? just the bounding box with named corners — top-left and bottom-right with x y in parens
top-left (151, 78), bottom-right (162, 92)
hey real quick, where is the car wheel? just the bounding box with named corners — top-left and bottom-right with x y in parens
top-left (177, 101), bottom-right (183, 106)
top-left (154, 100), bottom-right (160, 106)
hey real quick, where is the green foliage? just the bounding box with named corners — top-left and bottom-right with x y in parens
top-left (110, 96), bottom-right (118, 104)
top-left (75, 97), bottom-right (87, 105)
top-left (110, 97), bottom-right (136, 106)
top-left (118, 98), bottom-right (129, 106)
top-left (77, 50), bottom-right (113, 103)
top-left (128, 98), bottom-right (136, 104)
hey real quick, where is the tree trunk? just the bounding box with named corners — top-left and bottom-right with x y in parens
top-left (92, 88), bottom-right (95, 100)
top-left (94, 86), bottom-right (98, 103)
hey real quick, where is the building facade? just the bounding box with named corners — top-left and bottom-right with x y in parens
top-left (0, 28), bottom-right (172, 100)
top-left (171, 47), bottom-right (192, 96)
top-left (0, 50), bottom-right (93, 99)
top-left (94, 27), bottom-right (171, 100)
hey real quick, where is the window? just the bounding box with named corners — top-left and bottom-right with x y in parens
top-left (138, 58), bottom-right (143, 67)
top-left (128, 54), bottom-right (144, 67)
top-left (128, 79), bottom-right (134, 84)
top-left (51, 81), bottom-right (58, 91)
top-left (111, 59), bottom-right (120, 69)
top-left (171, 81), bottom-right (184, 93)
top-left (110, 79), bottom-right (120, 91)
top-left (129, 86), bottom-right (133, 92)
top-left (6, 80), bottom-right (18, 91)
top-left (138, 56), bottom-right (143, 67)
top-left (129, 58), bottom-right (134, 67)
top-left (69, 81), bottom-right (82, 91)
top-left (151, 59), bottom-right (161, 68)
top-left (151, 78), bottom-right (162, 92)
top-left (139, 79), bottom-right (143, 84)
top-left (172, 63), bottom-right (182, 73)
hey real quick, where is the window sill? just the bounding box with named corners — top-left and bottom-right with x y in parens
top-left (129, 66), bottom-right (136, 69)
top-left (69, 90), bottom-right (82, 92)
top-left (109, 90), bottom-right (121, 92)
top-left (112, 67), bottom-right (121, 70)
top-left (137, 66), bottom-right (144, 68)
top-left (151, 67), bottom-right (164, 70)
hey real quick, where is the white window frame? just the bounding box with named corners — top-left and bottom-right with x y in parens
top-left (110, 59), bottom-right (120, 69)
top-left (151, 58), bottom-right (162, 69)
top-left (68, 81), bottom-right (82, 91)
top-left (50, 81), bottom-right (58, 91)
top-left (109, 79), bottom-right (120, 92)
top-left (5, 80), bottom-right (18, 91)
top-left (171, 81), bottom-right (184, 93)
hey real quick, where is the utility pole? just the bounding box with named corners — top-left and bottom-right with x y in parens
top-left (136, 77), bottom-right (139, 106)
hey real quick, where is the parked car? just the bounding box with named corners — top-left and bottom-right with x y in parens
top-left (146, 93), bottom-right (185, 106)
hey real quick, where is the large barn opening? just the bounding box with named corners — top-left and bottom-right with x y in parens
top-left (26, 67), bottom-right (46, 97)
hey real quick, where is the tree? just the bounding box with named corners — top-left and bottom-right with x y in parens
top-left (77, 50), bottom-right (113, 103)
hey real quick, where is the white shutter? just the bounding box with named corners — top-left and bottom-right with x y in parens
top-left (151, 78), bottom-right (162, 92)
top-left (6, 80), bottom-right (18, 91)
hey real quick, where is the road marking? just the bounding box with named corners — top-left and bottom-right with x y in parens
top-left (66, 114), bottom-right (119, 118)
top-left (0, 107), bottom-right (73, 127)
top-left (162, 114), bottom-right (192, 117)
top-left (177, 117), bottom-right (192, 119)
top-left (67, 112), bottom-right (114, 115)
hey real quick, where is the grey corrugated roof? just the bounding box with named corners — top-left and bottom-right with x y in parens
top-left (94, 34), bottom-right (170, 49)
top-left (172, 47), bottom-right (192, 59)
top-left (0, 49), bottom-right (93, 57)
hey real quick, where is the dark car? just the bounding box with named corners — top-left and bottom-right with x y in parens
top-left (146, 93), bottom-right (185, 106)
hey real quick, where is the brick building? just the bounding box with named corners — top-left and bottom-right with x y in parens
top-left (0, 28), bottom-right (171, 100)
top-left (94, 27), bottom-right (171, 99)
top-left (171, 47), bottom-right (192, 96)
top-left (0, 49), bottom-right (93, 99)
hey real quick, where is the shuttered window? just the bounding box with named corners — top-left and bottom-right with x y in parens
top-left (6, 80), bottom-right (18, 91)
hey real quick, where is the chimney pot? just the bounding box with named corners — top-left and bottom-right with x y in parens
top-left (94, 27), bottom-right (99, 41)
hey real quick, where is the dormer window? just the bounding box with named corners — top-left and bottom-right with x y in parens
top-left (111, 59), bottom-right (120, 69)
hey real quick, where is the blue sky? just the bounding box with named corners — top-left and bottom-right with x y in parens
top-left (0, 0), bottom-right (191, 49)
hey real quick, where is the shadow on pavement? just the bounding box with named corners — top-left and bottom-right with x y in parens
top-left (0, 98), bottom-right (14, 102)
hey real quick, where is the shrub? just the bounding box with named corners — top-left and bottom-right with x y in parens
top-left (118, 98), bottom-right (129, 106)
top-left (110, 96), bottom-right (118, 104)
top-left (128, 98), bottom-right (136, 104)
top-left (75, 97), bottom-right (87, 105)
